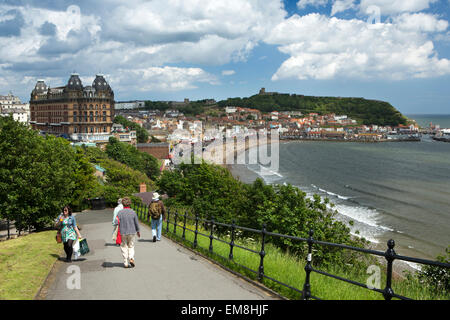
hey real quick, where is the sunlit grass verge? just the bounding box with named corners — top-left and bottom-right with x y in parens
top-left (133, 206), bottom-right (448, 300)
top-left (0, 231), bottom-right (62, 300)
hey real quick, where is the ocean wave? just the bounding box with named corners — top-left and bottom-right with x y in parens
top-left (246, 164), bottom-right (284, 181)
top-left (334, 203), bottom-right (395, 232)
top-left (312, 184), bottom-right (352, 201)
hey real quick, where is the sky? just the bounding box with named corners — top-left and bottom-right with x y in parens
top-left (0, 0), bottom-right (449, 114)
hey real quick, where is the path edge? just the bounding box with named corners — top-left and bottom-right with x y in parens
top-left (161, 231), bottom-right (287, 300)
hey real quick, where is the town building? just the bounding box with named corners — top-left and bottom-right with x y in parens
top-left (1, 92), bottom-right (30, 124)
top-left (29, 74), bottom-right (115, 142)
top-left (137, 142), bottom-right (170, 160)
top-left (115, 100), bottom-right (145, 110)
top-left (0, 108), bottom-right (29, 124)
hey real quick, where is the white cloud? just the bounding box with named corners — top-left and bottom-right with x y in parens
top-left (359, 0), bottom-right (439, 15)
top-left (331, 0), bottom-right (358, 15)
top-left (222, 70), bottom-right (236, 76)
top-left (266, 13), bottom-right (450, 81)
top-left (114, 66), bottom-right (218, 92)
top-left (102, 0), bottom-right (286, 65)
top-left (297, 0), bottom-right (329, 9)
top-left (394, 13), bottom-right (448, 32)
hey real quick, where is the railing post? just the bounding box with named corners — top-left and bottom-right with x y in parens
top-left (166, 208), bottom-right (170, 233)
top-left (383, 239), bottom-right (396, 300)
top-left (302, 229), bottom-right (314, 300)
top-left (182, 210), bottom-right (187, 240)
top-left (193, 212), bottom-right (199, 249)
top-left (7, 219), bottom-right (10, 240)
top-left (229, 219), bottom-right (236, 260)
top-left (209, 216), bottom-right (215, 253)
top-left (258, 223), bottom-right (266, 282)
top-left (174, 210), bottom-right (178, 234)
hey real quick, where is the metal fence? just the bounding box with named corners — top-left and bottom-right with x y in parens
top-left (132, 202), bottom-right (449, 300)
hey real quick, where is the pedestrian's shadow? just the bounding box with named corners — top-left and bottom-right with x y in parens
top-left (137, 239), bottom-right (154, 243)
top-left (102, 262), bottom-right (126, 268)
top-left (56, 257), bottom-right (87, 262)
top-left (104, 243), bottom-right (120, 247)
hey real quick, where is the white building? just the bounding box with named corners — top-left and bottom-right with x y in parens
top-left (0, 108), bottom-right (29, 124)
top-left (225, 106), bottom-right (237, 113)
top-left (115, 101), bottom-right (145, 110)
top-left (0, 93), bottom-right (30, 124)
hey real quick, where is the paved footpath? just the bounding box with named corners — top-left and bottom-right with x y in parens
top-left (38, 209), bottom-right (279, 300)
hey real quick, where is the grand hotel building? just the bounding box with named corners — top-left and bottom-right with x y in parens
top-left (29, 73), bottom-right (115, 143)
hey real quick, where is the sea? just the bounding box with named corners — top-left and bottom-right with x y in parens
top-left (229, 114), bottom-right (450, 268)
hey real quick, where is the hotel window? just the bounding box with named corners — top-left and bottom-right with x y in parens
top-left (84, 112), bottom-right (88, 122)
top-left (74, 127), bottom-right (78, 133)
top-left (90, 127), bottom-right (94, 133)
top-left (103, 111), bottom-right (107, 121)
top-left (103, 126), bottom-right (107, 133)
top-left (73, 112), bottom-right (77, 122)
top-left (95, 111), bottom-right (98, 121)
top-left (90, 112), bottom-right (94, 122)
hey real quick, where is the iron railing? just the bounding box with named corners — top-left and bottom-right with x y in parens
top-left (132, 202), bottom-right (449, 300)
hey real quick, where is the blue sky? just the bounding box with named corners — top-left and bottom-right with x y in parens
top-left (1, 0), bottom-right (449, 114)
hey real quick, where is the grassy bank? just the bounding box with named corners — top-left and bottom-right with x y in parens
top-left (0, 231), bottom-right (62, 300)
top-left (133, 207), bottom-right (447, 300)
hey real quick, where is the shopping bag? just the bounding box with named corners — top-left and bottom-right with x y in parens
top-left (116, 226), bottom-right (122, 245)
top-left (79, 238), bottom-right (90, 255)
top-left (73, 239), bottom-right (81, 260)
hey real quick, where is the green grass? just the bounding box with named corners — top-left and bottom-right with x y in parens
top-left (0, 231), bottom-right (62, 300)
top-left (133, 205), bottom-right (448, 300)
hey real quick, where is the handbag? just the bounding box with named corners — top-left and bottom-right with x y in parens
top-left (115, 217), bottom-right (122, 245)
top-left (56, 231), bottom-right (62, 243)
top-left (72, 239), bottom-right (81, 260)
top-left (79, 238), bottom-right (90, 255)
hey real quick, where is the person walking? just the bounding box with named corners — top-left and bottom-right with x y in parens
top-left (148, 192), bottom-right (166, 242)
top-left (114, 197), bottom-right (140, 268)
top-left (56, 206), bottom-right (82, 262)
top-left (112, 198), bottom-right (123, 244)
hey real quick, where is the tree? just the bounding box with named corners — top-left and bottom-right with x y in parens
top-left (0, 116), bottom-right (96, 230)
top-left (97, 158), bottom-right (154, 206)
top-left (106, 136), bottom-right (160, 180)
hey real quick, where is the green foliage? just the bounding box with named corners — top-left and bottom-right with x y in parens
top-left (157, 161), bottom-right (370, 267)
top-left (106, 136), bottom-right (160, 180)
top-left (113, 115), bottom-right (149, 143)
top-left (81, 146), bottom-right (154, 207)
top-left (416, 247), bottom-right (450, 294)
top-left (0, 116), bottom-right (97, 230)
top-left (144, 100), bottom-right (170, 111)
top-left (217, 93), bottom-right (407, 126)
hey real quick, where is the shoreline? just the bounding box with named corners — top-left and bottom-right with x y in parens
top-left (226, 142), bottom-right (421, 277)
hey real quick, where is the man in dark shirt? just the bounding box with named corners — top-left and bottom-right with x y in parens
top-left (115, 197), bottom-right (140, 268)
